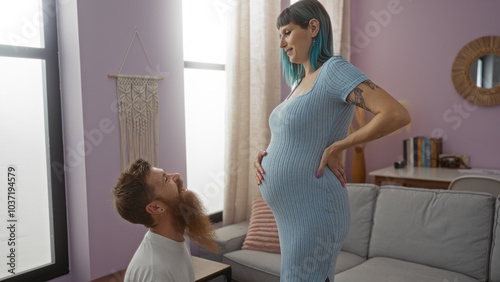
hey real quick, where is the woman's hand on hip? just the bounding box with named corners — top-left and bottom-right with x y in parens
top-left (254, 150), bottom-right (267, 185)
top-left (316, 145), bottom-right (346, 188)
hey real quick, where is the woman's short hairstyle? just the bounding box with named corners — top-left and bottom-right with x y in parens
top-left (277, 0), bottom-right (333, 87)
top-left (112, 158), bottom-right (157, 228)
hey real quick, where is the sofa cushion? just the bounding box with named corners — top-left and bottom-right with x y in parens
top-left (491, 196), bottom-right (500, 282)
top-left (199, 220), bottom-right (249, 262)
top-left (223, 250), bottom-right (281, 282)
top-left (342, 183), bottom-right (378, 258)
top-left (335, 251), bottom-right (366, 274)
top-left (222, 249), bottom-right (365, 281)
top-left (335, 257), bottom-right (479, 282)
top-left (369, 186), bottom-right (494, 281)
top-left (242, 197), bottom-right (280, 253)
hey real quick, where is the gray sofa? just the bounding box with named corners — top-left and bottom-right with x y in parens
top-left (199, 184), bottom-right (500, 282)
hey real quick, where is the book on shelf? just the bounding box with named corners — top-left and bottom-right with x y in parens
top-left (403, 137), bottom-right (442, 167)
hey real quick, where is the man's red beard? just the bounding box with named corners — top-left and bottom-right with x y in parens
top-left (163, 178), bottom-right (220, 253)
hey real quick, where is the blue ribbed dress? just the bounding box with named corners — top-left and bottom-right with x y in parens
top-left (260, 56), bottom-right (368, 281)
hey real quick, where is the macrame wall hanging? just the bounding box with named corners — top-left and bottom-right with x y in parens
top-left (109, 29), bottom-right (163, 170)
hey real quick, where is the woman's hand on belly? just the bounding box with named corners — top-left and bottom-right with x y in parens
top-left (316, 145), bottom-right (346, 187)
top-left (254, 150), bottom-right (267, 185)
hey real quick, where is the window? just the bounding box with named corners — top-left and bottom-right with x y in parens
top-left (0, 0), bottom-right (68, 281)
top-left (182, 0), bottom-right (228, 215)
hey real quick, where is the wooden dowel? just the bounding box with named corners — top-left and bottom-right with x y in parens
top-left (108, 74), bottom-right (163, 80)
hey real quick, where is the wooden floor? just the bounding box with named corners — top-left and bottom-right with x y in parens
top-left (91, 270), bottom-right (125, 282)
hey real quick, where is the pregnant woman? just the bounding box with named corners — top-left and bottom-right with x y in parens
top-left (254, 1), bottom-right (410, 281)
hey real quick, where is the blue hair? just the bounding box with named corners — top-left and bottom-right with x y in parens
top-left (277, 0), bottom-right (334, 87)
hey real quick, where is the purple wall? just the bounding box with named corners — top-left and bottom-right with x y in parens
top-left (54, 0), bottom-right (186, 280)
top-left (346, 0), bottom-right (500, 182)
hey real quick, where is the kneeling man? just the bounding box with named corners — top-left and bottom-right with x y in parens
top-left (112, 158), bottom-right (219, 282)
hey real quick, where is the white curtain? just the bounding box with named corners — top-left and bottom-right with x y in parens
top-left (323, 0), bottom-right (352, 167)
top-left (223, 0), bottom-right (282, 225)
top-left (323, 0), bottom-right (351, 60)
top-left (223, 0), bottom-right (351, 225)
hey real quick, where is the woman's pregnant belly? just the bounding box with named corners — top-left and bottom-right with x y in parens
top-left (259, 148), bottom-right (344, 209)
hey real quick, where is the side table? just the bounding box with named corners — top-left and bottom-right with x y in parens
top-left (369, 166), bottom-right (465, 189)
top-left (192, 256), bottom-right (231, 282)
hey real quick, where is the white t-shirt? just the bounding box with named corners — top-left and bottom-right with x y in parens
top-left (125, 230), bottom-right (195, 282)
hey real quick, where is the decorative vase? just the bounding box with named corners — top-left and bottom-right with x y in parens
top-left (352, 146), bottom-right (366, 183)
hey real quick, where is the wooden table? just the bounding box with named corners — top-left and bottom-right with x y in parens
top-left (192, 256), bottom-right (231, 282)
top-left (369, 166), bottom-right (500, 189)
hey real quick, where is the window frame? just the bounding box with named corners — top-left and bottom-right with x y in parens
top-left (0, 0), bottom-right (69, 281)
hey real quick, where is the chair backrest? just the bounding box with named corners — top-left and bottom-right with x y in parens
top-left (448, 175), bottom-right (500, 197)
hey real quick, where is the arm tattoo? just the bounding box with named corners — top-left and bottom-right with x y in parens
top-left (348, 87), bottom-right (373, 113)
top-left (347, 80), bottom-right (378, 113)
top-left (362, 80), bottom-right (379, 90)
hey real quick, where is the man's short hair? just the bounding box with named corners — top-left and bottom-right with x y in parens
top-left (112, 158), bottom-right (156, 228)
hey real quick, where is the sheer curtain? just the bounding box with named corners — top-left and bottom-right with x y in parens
top-left (324, 0), bottom-right (351, 60)
top-left (223, 0), bottom-right (281, 225)
top-left (323, 0), bottom-right (352, 168)
top-left (223, 0), bottom-right (351, 225)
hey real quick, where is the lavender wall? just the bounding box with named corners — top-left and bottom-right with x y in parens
top-left (54, 0), bottom-right (186, 280)
top-left (347, 0), bottom-right (500, 182)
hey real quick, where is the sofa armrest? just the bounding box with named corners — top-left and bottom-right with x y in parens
top-left (198, 220), bottom-right (249, 262)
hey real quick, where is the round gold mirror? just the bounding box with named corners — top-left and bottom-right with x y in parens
top-left (452, 36), bottom-right (500, 106)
